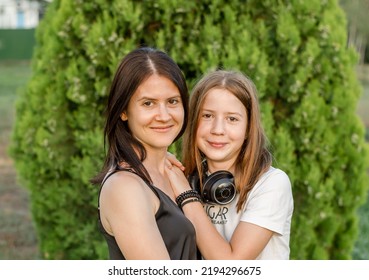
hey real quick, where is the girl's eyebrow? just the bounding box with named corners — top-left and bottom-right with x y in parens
top-left (201, 108), bottom-right (244, 117)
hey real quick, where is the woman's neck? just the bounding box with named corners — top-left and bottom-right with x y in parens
top-left (143, 148), bottom-right (175, 200)
top-left (143, 148), bottom-right (168, 175)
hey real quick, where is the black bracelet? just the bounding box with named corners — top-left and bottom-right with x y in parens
top-left (175, 190), bottom-right (201, 207)
top-left (176, 190), bottom-right (200, 206)
top-left (180, 198), bottom-right (201, 209)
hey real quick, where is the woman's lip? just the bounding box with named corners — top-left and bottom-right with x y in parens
top-left (151, 125), bottom-right (174, 131)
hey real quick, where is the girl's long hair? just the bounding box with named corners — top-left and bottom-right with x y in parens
top-left (183, 70), bottom-right (271, 212)
top-left (92, 47), bottom-right (189, 185)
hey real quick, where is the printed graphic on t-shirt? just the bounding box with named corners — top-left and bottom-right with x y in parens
top-left (204, 205), bottom-right (229, 224)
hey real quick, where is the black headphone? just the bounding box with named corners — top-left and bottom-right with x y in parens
top-left (189, 164), bottom-right (236, 205)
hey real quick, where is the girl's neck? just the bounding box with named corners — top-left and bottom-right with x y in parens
top-left (206, 160), bottom-right (236, 174)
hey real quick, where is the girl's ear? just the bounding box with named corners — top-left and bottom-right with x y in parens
top-left (121, 112), bottom-right (128, 121)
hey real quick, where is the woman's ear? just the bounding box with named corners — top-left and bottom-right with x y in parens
top-left (121, 112), bottom-right (128, 121)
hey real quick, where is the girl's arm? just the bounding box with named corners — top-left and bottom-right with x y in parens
top-left (165, 165), bottom-right (273, 260)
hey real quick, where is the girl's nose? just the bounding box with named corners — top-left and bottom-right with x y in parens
top-left (210, 118), bottom-right (225, 135)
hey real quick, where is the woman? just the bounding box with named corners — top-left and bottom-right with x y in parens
top-left (166, 70), bottom-right (294, 259)
top-left (92, 47), bottom-right (197, 260)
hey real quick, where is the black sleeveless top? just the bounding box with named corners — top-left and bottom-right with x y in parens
top-left (98, 169), bottom-right (198, 260)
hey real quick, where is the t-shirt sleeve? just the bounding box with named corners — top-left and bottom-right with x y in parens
top-left (240, 169), bottom-right (293, 235)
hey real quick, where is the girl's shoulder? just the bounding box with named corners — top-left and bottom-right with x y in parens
top-left (255, 166), bottom-right (291, 190)
top-left (263, 166), bottom-right (289, 179)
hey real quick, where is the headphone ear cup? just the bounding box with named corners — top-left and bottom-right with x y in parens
top-left (189, 168), bottom-right (236, 205)
top-left (202, 170), bottom-right (236, 205)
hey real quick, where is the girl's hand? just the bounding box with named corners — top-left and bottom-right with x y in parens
top-left (165, 152), bottom-right (185, 171)
top-left (165, 165), bottom-right (192, 197)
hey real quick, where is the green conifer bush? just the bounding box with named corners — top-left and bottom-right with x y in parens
top-left (11, 0), bottom-right (368, 259)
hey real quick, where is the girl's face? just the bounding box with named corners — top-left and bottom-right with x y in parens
top-left (196, 88), bottom-right (247, 172)
top-left (122, 74), bottom-right (184, 152)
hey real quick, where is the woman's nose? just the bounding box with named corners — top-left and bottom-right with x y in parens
top-left (156, 104), bottom-right (171, 121)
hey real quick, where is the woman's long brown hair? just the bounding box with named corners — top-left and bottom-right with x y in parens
top-left (91, 47), bottom-right (189, 185)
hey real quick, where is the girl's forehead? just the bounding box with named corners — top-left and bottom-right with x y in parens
top-left (200, 89), bottom-right (247, 116)
top-left (203, 88), bottom-right (241, 105)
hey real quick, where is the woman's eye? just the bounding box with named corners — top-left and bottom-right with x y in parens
top-left (143, 100), bottom-right (153, 106)
top-left (202, 113), bottom-right (212, 119)
top-left (168, 98), bottom-right (180, 105)
top-left (228, 116), bottom-right (238, 122)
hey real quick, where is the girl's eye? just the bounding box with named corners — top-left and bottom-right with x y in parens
top-left (202, 113), bottom-right (212, 119)
top-left (228, 116), bottom-right (238, 122)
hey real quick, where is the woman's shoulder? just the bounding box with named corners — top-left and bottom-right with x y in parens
top-left (102, 170), bottom-right (150, 196)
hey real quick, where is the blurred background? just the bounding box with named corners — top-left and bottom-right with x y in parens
top-left (0, 0), bottom-right (368, 259)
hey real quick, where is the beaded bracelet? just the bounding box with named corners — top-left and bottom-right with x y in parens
top-left (175, 189), bottom-right (201, 207)
top-left (180, 198), bottom-right (201, 209)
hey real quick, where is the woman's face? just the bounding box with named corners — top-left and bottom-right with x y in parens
top-left (122, 74), bottom-right (184, 151)
top-left (196, 88), bottom-right (247, 172)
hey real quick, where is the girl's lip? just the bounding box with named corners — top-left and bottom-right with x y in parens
top-left (208, 141), bottom-right (227, 148)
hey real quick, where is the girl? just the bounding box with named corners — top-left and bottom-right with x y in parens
top-left (166, 70), bottom-right (293, 259)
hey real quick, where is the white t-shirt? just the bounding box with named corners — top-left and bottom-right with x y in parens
top-left (203, 167), bottom-right (294, 260)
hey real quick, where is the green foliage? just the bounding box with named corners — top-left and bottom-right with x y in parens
top-left (10, 0), bottom-right (369, 259)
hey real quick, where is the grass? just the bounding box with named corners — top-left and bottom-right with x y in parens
top-left (357, 80), bottom-right (369, 140)
top-left (0, 61), bottom-right (368, 260)
top-left (352, 79), bottom-right (369, 260)
top-left (353, 191), bottom-right (369, 260)
top-left (0, 60), bottom-right (40, 259)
